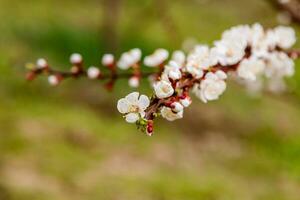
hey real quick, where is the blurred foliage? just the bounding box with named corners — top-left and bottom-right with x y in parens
top-left (0, 0), bottom-right (300, 199)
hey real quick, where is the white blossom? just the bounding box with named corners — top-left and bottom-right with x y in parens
top-left (237, 56), bottom-right (265, 81)
top-left (171, 102), bottom-right (184, 113)
top-left (171, 50), bottom-right (186, 66)
top-left (128, 76), bottom-right (140, 88)
top-left (36, 58), bottom-right (48, 69)
top-left (186, 45), bottom-right (218, 78)
top-left (193, 71), bottom-right (227, 103)
top-left (160, 106), bottom-right (183, 121)
top-left (144, 49), bottom-right (169, 67)
top-left (180, 96), bottom-right (192, 107)
top-left (87, 66), bottom-right (101, 79)
top-left (102, 54), bottom-right (114, 66)
top-left (213, 39), bottom-right (246, 66)
top-left (163, 61), bottom-right (182, 80)
top-left (273, 26), bottom-right (296, 49)
top-left (221, 25), bottom-right (251, 47)
top-left (153, 80), bottom-right (174, 99)
top-left (70, 53), bottom-right (83, 64)
top-left (250, 24), bottom-right (279, 57)
top-left (117, 92), bottom-right (150, 123)
top-left (265, 52), bottom-right (294, 78)
top-left (117, 48), bottom-right (142, 70)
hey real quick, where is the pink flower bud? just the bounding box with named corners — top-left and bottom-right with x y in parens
top-left (146, 120), bottom-right (154, 136)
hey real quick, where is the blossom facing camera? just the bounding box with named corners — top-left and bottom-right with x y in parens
top-left (214, 39), bottom-right (246, 66)
top-left (194, 71), bottom-right (227, 103)
top-left (153, 80), bottom-right (174, 99)
top-left (117, 92), bottom-right (150, 123)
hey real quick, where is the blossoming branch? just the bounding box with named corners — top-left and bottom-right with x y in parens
top-left (26, 24), bottom-right (300, 136)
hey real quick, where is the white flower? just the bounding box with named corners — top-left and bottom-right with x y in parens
top-left (102, 54), bottom-right (114, 66)
top-left (153, 80), bottom-right (174, 99)
top-left (193, 71), bottom-right (227, 103)
top-left (171, 50), bottom-right (186, 66)
top-left (237, 56), bottom-right (265, 81)
top-left (70, 53), bottom-right (83, 64)
top-left (117, 48), bottom-right (142, 70)
top-left (214, 39), bottom-right (246, 66)
top-left (265, 52), bottom-right (294, 78)
top-left (249, 23), bottom-right (265, 47)
top-left (36, 58), bottom-right (48, 69)
top-left (163, 61), bottom-right (182, 80)
top-left (144, 49), bottom-right (169, 67)
top-left (117, 92), bottom-right (150, 123)
top-left (160, 106), bottom-right (183, 121)
top-left (48, 75), bottom-right (60, 86)
top-left (128, 76), bottom-right (140, 88)
top-left (180, 96), bottom-right (192, 107)
top-left (250, 24), bottom-right (278, 57)
top-left (87, 66), bottom-right (101, 79)
top-left (222, 25), bottom-right (251, 47)
top-left (171, 102), bottom-right (184, 113)
top-left (273, 26), bottom-right (296, 49)
top-left (186, 45), bottom-right (218, 78)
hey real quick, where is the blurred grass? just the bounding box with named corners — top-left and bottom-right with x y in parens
top-left (1, 0), bottom-right (300, 199)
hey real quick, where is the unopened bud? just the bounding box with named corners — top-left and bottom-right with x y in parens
top-left (26, 72), bottom-right (36, 81)
top-left (102, 54), bottom-right (114, 66)
top-left (70, 53), bottom-right (83, 64)
top-left (48, 75), bottom-right (62, 86)
top-left (36, 58), bottom-right (48, 69)
top-left (146, 120), bottom-right (154, 136)
top-left (87, 66), bottom-right (101, 79)
top-left (128, 76), bottom-right (140, 88)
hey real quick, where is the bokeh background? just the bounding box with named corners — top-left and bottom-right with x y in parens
top-left (1, 0), bottom-right (300, 199)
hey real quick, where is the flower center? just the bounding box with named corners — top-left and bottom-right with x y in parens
top-left (162, 85), bottom-right (170, 93)
top-left (129, 105), bottom-right (139, 113)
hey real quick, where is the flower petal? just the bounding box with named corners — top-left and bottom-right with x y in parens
top-left (117, 98), bottom-right (130, 114)
top-left (125, 92), bottom-right (139, 104)
top-left (138, 95), bottom-right (150, 110)
top-left (125, 113), bottom-right (139, 123)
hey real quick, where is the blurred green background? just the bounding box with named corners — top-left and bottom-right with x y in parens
top-left (1, 0), bottom-right (300, 199)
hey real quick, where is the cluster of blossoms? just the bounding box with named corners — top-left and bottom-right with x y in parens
top-left (26, 24), bottom-right (299, 136)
